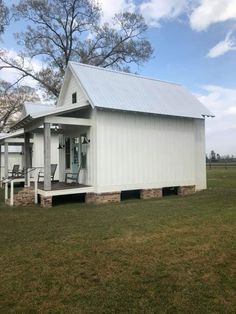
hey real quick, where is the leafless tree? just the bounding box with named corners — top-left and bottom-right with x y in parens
top-left (0, 0), bottom-right (9, 36)
top-left (0, 80), bottom-right (39, 132)
top-left (0, 0), bottom-right (153, 98)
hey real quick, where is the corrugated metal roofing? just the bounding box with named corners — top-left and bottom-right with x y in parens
top-left (69, 62), bottom-right (213, 119)
top-left (0, 129), bottom-right (24, 141)
top-left (23, 102), bottom-right (56, 118)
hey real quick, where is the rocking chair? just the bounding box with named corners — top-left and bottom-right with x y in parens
top-left (65, 164), bottom-right (82, 184)
top-left (38, 164), bottom-right (57, 182)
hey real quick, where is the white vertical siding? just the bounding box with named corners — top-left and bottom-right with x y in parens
top-left (0, 153), bottom-right (23, 179)
top-left (96, 110), bottom-right (206, 193)
top-left (32, 133), bottom-right (59, 180)
top-left (194, 119), bottom-right (207, 190)
top-left (57, 71), bottom-right (87, 107)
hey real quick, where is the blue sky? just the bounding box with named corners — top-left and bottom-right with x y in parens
top-left (1, 0), bottom-right (236, 156)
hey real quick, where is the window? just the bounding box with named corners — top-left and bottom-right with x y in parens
top-left (65, 137), bottom-right (70, 169)
top-left (72, 92), bottom-right (77, 104)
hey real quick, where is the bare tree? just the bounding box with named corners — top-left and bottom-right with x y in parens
top-left (0, 80), bottom-right (39, 132)
top-left (0, 0), bottom-right (153, 98)
top-left (0, 0), bottom-right (9, 36)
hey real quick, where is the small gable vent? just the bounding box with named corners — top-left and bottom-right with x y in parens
top-left (72, 92), bottom-right (77, 104)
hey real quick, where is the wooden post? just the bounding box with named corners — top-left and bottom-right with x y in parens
top-left (34, 169), bottom-right (39, 204)
top-left (5, 181), bottom-right (8, 201)
top-left (24, 132), bottom-right (31, 187)
top-left (4, 142), bottom-right (8, 178)
top-left (44, 123), bottom-right (51, 191)
top-left (0, 144), bottom-right (2, 186)
top-left (10, 180), bottom-right (14, 206)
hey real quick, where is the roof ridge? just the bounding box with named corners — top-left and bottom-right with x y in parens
top-left (69, 61), bottom-right (181, 87)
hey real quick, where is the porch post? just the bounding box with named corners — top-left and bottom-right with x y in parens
top-left (44, 123), bottom-right (51, 191)
top-left (24, 132), bottom-right (31, 186)
top-left (0, 144), bottom-right (2, 182)
top-left (4, 141), bottom-right (8, 178)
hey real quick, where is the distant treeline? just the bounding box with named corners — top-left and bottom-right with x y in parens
top-left (206, 150), bottom-right (235, 163)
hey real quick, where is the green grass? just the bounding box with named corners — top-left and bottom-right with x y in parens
top-left (0, 168), bottom-right (236, 313)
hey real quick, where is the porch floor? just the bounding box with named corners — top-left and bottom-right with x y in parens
top-left (36, 181), bottom-right (94, 197)
top-left (38, 181), bottom-right (89, 191)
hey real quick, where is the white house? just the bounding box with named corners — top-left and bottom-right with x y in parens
top-left (1, 62), bottom-right (213, 207)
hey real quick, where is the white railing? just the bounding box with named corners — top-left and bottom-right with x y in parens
top-left (3, 168), bottom-right (40, 206)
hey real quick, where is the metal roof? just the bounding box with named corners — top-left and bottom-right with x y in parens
top-left (11, 101), bottom-right (90, 131)
top-left (23, 102), bottom-right (56, 118)
top-left (0, 129), bottom-right (24, 141)
top-left (69, 62), bottom-right (213, 119)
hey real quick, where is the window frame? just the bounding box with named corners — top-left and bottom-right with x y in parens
top-left (72, 92), bottom-right (77, 104)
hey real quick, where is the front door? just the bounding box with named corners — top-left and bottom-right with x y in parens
top-left (71, 137), bottom-right (80, 173)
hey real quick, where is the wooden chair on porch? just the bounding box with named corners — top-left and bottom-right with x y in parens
top-left (8, 164), bottom-right (20, 178)
top-left (65, 164), bottom-right (82, 184)
top-left (38, 164), bottom-right (57, 182)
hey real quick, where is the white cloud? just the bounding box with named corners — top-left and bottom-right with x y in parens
top-left (197, 85), bottom-right (236, 155)
top-left (190, 0), bottom-right (236, 31)
top-left (139, 0), bottom-right (189, 27)
top-left (98, 0), bottom-right (135, 23)
top-left (207, 31), bottom-right (236, 58)
top-left (98, 0), bottom-right (236, 33)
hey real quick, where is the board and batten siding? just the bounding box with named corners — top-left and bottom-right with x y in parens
top-left (95, 110), bottom-right (206, 193)
top-left (194, 119), bottom-right (207, 190)
top-left (32, 133), bottom-right (59, 180)
top-left (0, 153), bottom-right (23, 180)
top-left (57, 71), bottom-right (87, 107)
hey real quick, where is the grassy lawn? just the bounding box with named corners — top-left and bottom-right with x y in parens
top-left (0, 168), bottom-right (236, 313)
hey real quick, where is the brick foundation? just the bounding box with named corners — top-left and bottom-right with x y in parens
top-left (140, 188), bottom-right (163, 199)
top-left (85, 192), bottom-right (121, 204)
top-left (40, 196), bottom-right (52, 208)
top-left (178, 185), bottom-right (196, 196)
top-left (13, 187), bottom-right (35, 206)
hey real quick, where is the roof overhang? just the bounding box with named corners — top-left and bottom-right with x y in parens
top-left (0, 129), bottom-right (31, 145)
top-left (11, 102), bottom-right (91, 131)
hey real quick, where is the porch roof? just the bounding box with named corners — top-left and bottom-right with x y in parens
top-left (11, 102), bottom-right (90, 131)
top-left (0, 129), bottom-right (25, 144)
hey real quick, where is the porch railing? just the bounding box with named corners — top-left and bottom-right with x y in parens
top-left (1, 167), bottom-right (40, 206)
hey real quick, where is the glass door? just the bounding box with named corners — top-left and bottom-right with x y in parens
top-left (71, 137), bottom-right (80, 173)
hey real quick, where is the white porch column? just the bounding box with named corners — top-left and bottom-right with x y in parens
top-left (24, 132), bottom-right (31, 186)
top-left (44, 123), bottom-right (51, 191)
top-left (4, 141), bottom-right (8, 178)
top-left (0, 144), bottom-right (2, 182)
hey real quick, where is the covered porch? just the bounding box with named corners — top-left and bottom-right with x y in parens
top-left (2, 104), bottom-right (96, 207)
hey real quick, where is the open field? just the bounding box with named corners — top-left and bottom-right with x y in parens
top-left (0, 168), bottom-right (236, 313)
